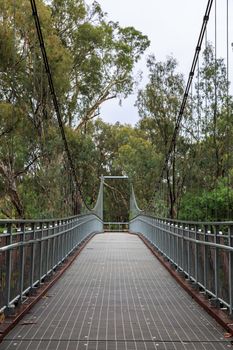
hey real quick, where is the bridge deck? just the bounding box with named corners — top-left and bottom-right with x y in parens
top-left (1, 232), bottom-right (232, 350)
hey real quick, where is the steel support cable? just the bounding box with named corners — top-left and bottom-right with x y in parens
top-left (159, 0), bottom-right (213, 183)
top-left (10, 0), bottom-right (16, 168)
top-left (214, 0), bottom-right (218, 220)
top-left (204, 29), bottom-right (208, 220)
top-left (147, 0), bottom-right (213, 215)
top-left (147, 0), bottom-right (214, 213)
top-left (226, 0), bottom-right (230, 219)
top-left (29, 0), bottom-right (90, 211)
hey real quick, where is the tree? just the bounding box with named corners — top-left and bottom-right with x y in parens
top-left (195, 42), bottom-right (233, 180)
top-left (136, 55), bottom-right (186, 218)
top-left (0, 0), bottom-right (150, 218)
top-left (51, 0), bottom-right (150, 128)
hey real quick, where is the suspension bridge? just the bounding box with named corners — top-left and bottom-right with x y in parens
top-left (0, 0), bottom-right (233, 349)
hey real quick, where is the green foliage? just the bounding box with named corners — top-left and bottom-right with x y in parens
top-left (0, 0), bottom-right (150, 219)
top-left (51, 0), bottom-right (150, 126)
top-left (0, 0), bottom-right (232, 223)
top-left (179, 179), bottom-right (233, 221)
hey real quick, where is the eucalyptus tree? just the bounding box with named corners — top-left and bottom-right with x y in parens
top-left (195, 42), bottom-right (233, 181)
top-left (136, 55), bottom-right (188, 218)
top-left (51, 0), bottom-right (150, 128)
top-left (0, 0), bottom-right (150, 218)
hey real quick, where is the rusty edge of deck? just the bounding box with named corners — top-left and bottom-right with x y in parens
top-left (0, 231), bottom-right (100, 343)
top-left (133, 231), bottom-right (233, 338)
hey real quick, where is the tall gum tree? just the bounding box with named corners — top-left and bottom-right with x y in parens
top-left (0, 0), bottom-right (150, 218)
top-left (136, 55), bottom-right (187, 218)
top-left (50, 0), bottom-right (150, 128)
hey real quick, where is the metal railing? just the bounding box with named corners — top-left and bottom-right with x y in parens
top-left (130, 214), bottom-right (233, 315)
top-left (0, 214), bottom-right (103, 313)
top-left (103, 222), bottom-right (129, 232)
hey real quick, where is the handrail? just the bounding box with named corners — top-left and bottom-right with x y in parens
top-left (0, 216), bottom-right (97, 252)
top-left (0, 214), bottom-right (103, 314)
top-left (130, 214), bottom-right (233, 316)
top-left (131, 213), bottom-right (233, 226)
top-left (0, 212), bottom-right (99, 225)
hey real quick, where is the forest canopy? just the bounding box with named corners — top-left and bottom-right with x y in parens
top-left (0, 0), bottom-right (232, 222)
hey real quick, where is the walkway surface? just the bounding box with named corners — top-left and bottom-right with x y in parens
top-left (1, 232), bottom-right (232, 350)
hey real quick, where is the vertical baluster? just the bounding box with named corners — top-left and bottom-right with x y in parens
top-left (187, 224), bottom-right (191, 279)
top-left (30, 223), bottom-right (35, 290)
top-left (203, 225), bottom-right (208, 293)
top-left (19, 222), bottom-right (25, 303)
top-left (214, 225), bottom-right (219, 302)
top-left (6, 223), bottom-right (13, 312)
top-left (181, 223), bottom-right (184, 271)
top-left (194, 225), bottom-right (198, 284)
top-left (39, 223), bottom-right (44, 284)
top-left (52, 222), bottom-right (56, 270)
top-left (229, 225), bottom-right (233, 315)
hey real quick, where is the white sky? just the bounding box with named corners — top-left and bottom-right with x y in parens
top-left (89, 0), bottom-right (233, 125)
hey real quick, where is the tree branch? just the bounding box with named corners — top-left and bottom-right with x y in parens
top-left (14, 154), bottom-right (40, 178)
top-left (75, 76), bottom-right (127, 130)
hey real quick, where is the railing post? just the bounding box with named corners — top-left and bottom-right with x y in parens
top-left (181, 224), bottom-right (184, 271)
top-left (229, 225), bottom-right (233, 315)
top-left (38, 223), bottom-right (43, 284)
top-left (54, 221), bottom-right (58, 265)
top-left (63, 219), bottom-right (66, 257)
top-left (52, 222), bottom-right (56, 270)
top-left (19, 223), bottom-right (25, 303)
top-left (158, 219), bottom-right (161, 252)
top-left (73, 219), bottom-right (75, 249)
top-left (168, 223), bottom-right (171, 260)
top-left (6, 223), bottom-right (13, 312)
top-left (214, 225), bottom-right (219, 303)
top-left (176, 224), bottom-right (180, 269)
top-left (187, 224), bottom-right (191, 279)
top-left (168, 222), bottom-right (171, 259)
top-left (174, 223), bottom-right (177, 263)
top-left (45, 223), bottom-right (49, 275)
top-left (57, 221), bottom-right (61, 263)
top-left (69, 219), bottom-right (72, 252)
top-left (58, 220), bottom-right (63, 261)
top-left (170, 223), bottom-right (173, 261)
top-left (66, 219), bottom-right (69, 254)
top-left (203, 225), bottom-right (208, 293)
top-left (194, 225), bottom-right (198, 284)
top-left (30, 223), bottom-right (35, 290)
top-left (152, 218), bottom-right (155, 246)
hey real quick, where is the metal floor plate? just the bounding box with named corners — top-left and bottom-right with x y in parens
top-left (1, 233), bottom-right (232, 350)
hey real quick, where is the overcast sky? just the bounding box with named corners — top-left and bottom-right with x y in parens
top-left (88, 0), bottom-right (233, 125)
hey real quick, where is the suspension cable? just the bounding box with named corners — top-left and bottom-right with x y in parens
top-left (204, 29), bottom-right (208, 220)
top-left (214, 0), bottom-right (218, 220)
top-left (226, 0), bottom-right (230, 219)
top-left (146, 0), bottom-right (214, 214)
top-left (10, 0), bottom-right (16, 168)
top-left (158, 0), bottom-right (214, 185)
top-left (29, 0), bottom-right (89, 211)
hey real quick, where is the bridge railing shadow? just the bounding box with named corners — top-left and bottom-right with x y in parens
top-left (0, 214), bottom-right (102, 315)
top-left (130, 215), bottom-right (233, 316)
